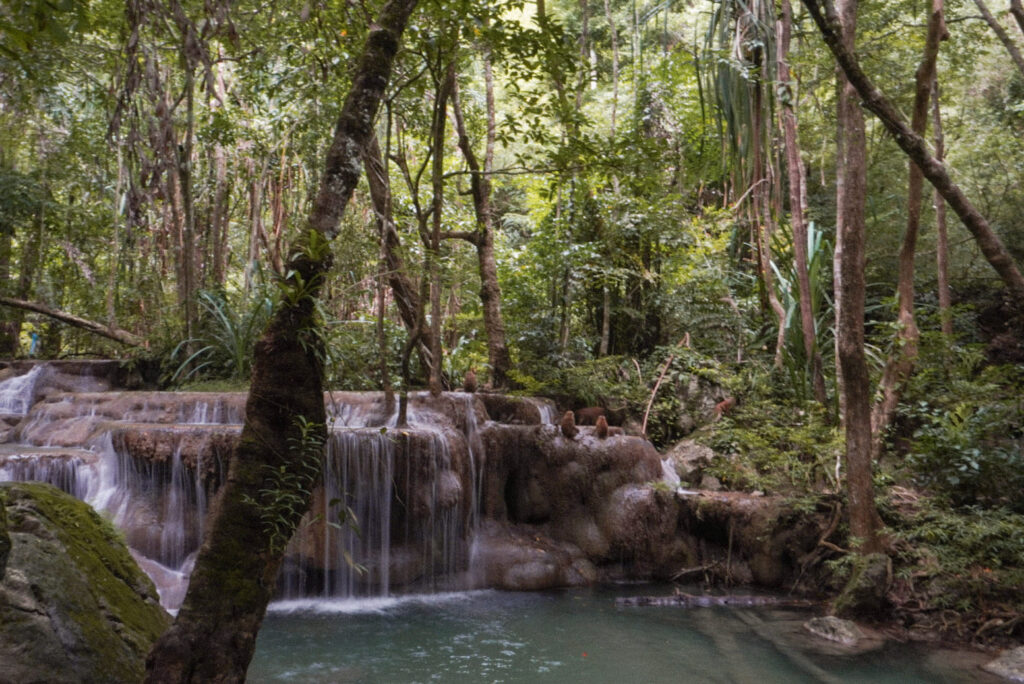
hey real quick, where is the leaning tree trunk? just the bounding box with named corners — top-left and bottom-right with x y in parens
top-left (1011, 0), bottom-right (1024, 35)
top-left (362, 134), bottom-right (434, 373)
top-left (0, 297), bottom-right (145, 347)
top-left (143, 1), bottom-right (418, 680)
top-left (802, 0), bottom-right (1024, 304)
top-left (832, 0), bottom-right (882, 553)
top-left (870, 0), bottom-right (946, 461)
top-left (973, 0), bottom-right (1024, 77)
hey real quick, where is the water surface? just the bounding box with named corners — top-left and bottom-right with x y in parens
top-left (249, 587), bottom-right (992, 683)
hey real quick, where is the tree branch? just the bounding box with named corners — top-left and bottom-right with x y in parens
top-left (974, 0), bottom-right (1024, 77)
top-left (801, 0), bottom-right (1024, 303)
top-left (439, 230), bottom-right (479, 244)
top-left (0, 297), bottom-right (145, 347)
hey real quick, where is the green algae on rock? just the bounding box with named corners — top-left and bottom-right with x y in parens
top-left (0, 482), bottom-right (170, 683)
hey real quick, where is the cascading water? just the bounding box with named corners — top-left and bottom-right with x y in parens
top-left (280, 392), bottom-right (486, 599)
top-left (90, 430), bottom-right (224, 570)
top-left (0, 364), bottom-right (44, 417)
top-left (1, 364), bottom-right (490, 609)
top-left (0, 446), bottom-right (98, 499)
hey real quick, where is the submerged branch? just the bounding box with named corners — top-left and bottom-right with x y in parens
top-left (617, 593), bottom-right (819, 609)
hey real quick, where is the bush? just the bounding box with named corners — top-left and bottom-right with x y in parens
top-left (896, 334), bottom-right (1024, 511)
top-left (701, 397), bottom-right (841, 494)
top-left (888, 500), bottom-right (1024, 618)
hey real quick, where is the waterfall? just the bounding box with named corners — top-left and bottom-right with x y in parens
top-left (1, 364), bottom-right (489, 608)
top-left (525, 397), bottom-right (556, 424)
top-left (86, 431), bottom-right (225, 571)
top-left (0, 365), bottom-right (45, 417)
top-left (0, 448), bottom-right (98, 499)
top-left (280, 394), bottom-right (486, 599)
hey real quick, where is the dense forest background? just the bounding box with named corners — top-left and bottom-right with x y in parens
top-left (2, 0), bottom-right (1023, 649)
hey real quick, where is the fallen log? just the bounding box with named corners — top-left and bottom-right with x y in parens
top-left (0, 296), bottom-right (145, 347)
top-left (616, 592), bottom-right (819, 609)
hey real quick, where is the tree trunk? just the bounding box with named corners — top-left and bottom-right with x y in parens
top-left (143, 1), bottom-right (418, 679)
top-left (1011, 0), bottom-right (1024, 35)
top-left (0, 210), bottom-right (13, 354)
top-left (832, 0), bottom-right (882, 553)
top-left (974, 0), bottom-right (1024, 77)
top-left (427, 62), bottom-right (453, 396)
top-left (747, 42), bottom-right (787, 370)
top-left (870, 0), bottom-right (946, 461)
top-left (599, 285), bottom-right (611, 356)
top-left (802, 0), bottom-right (1024, 304)
top-left (600, 0), bottom-right (619, 358)
top-left (177, 65), bottom-right (198, 344)
top-left (778, 0), bottom-right (829, 407)
top-left (450, 70), bottom-right (513, 389)
top-left (209, 143), bottom-right (230, 288)
top-left (6, 192), bottom-right (48, 352)
top-left (933, 78), bottom-right (953, 337)
top-left (361, 136), bottom-right (435, 382)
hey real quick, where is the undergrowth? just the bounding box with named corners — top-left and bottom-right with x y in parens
top-left (699, 398), bottom-right (841, 495)
top-left (884, 494), bottom-right (1024, 642)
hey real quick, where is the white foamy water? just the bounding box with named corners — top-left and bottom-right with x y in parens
top-left (0, 365), bottom-right (44, 416)
top-left (267, 590), bottom-right (490, 615)
top-left (661, 457), bottom-right (681, 490)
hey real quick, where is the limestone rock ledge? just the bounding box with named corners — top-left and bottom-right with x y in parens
top-left (0, 482), bottom-right (170, 684)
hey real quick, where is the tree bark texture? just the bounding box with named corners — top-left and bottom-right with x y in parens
top-left (802, 0), bottom-right (1024, 304)
top-left (3, 193), bottom-right (46, 354)
top-left (1011, 0), bottom-right (1024, 35)
top-left (974, 0), bottom-right (1024, 77)
top-left (777, 0), bottom-right (829, 408)
top-left (932, 79), bottom-right (954, 337)
top-left (746, 40), bottom-right (787, 370)
top-left (427, 62), bottom-right (454, 396)
top-left (143, 1), bottom-right (418, 680)
top-left (870, 0), bottom-right (946, 461)
top-left (450, 73), bottom-right (513, 389)
top-left (362, 134), bottom-right (434, 376)
top-left (832, 0), bottom-right (882, 553)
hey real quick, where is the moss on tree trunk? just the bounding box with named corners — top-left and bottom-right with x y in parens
top-left (144, 1), bottom-right (419, 680)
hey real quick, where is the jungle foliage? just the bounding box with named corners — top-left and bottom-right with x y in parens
top-left (2, 0), bottom-right (1023, 641)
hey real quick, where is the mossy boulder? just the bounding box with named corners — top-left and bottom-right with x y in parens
top-left (0, 482), bottom-right (170, 683)
top-left (832, 552), bottom-right (892, 619)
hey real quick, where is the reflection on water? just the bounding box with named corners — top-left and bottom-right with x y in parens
top-left (249, 587), bottom-right (993, 683)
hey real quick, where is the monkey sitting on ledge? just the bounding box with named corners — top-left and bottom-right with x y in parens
top-left (463, 367), bottom-right (477, 393)
top-left (560, 410), bottom-right (578, 439)
top-left (594, 415), bottom-right (623, 438)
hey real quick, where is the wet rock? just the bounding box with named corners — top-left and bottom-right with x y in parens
top-left (674, 492), bottom-right (826, 589)
top-left (832, 552), bottom-right (892, 619)
top-left (475, 522), bottom-right (596, 591)
top-left (0, 482), bottom-right (170, 683)
top-left (984, 646), bottom-right (1024, 682)
top-left (664, 439), bottom-right (715, 484)
top-left (477, 394), bottom-right (553, 425)
top-left (598, 484), bottom-right (677, 561)
top-left (700, 474), bottom-right (723, 491)
top-left (804, 615), bottom-right (865, 646)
